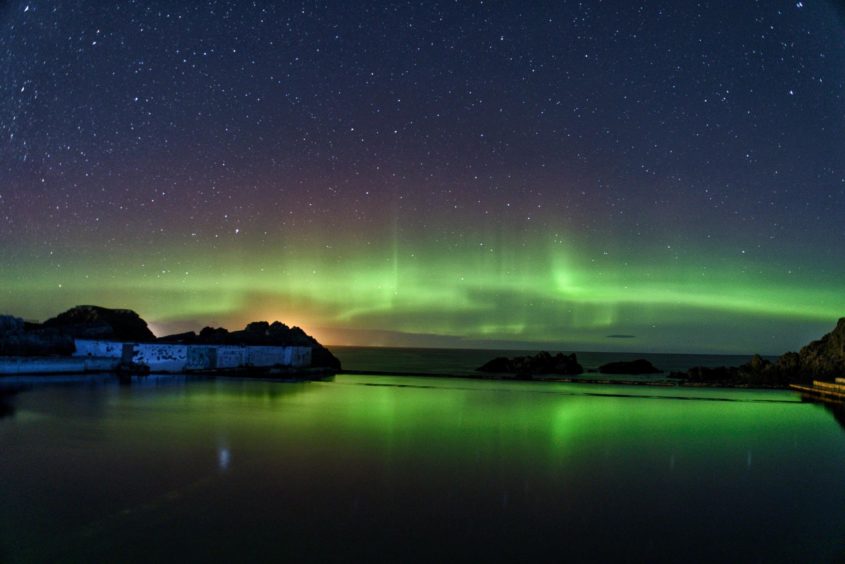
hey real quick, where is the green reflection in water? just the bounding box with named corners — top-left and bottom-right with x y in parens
top-left (1, 375), bottom-right (844, 563)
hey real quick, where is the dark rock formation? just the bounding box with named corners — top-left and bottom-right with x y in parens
top-left (199, 326), bottom-right (231, 342)
top-left (160, 320), bottom-right (341, 370)
top-left (0, 330), bottom-right (73, 356)
top-left (671, 319), bottom-right (845, 386)
top-left (0, 314), bottom-right (73, 356)
top-left (156, 331), bottom-right (198, 343)
top-left (796, 318), bottom-right (845, 380)
top-left (477, 351), bottom-right (583, 378)
top-left (477, 357), bottom-right (514, 373)
top-left (0, 316), bottom-right (24, 334)
top-left (3, 305), bottom-right (340, 371)
top-left (42, 305), bottom-right (156, 342)
top-left (673, 355), bottom-right (787, 386)
top-left (2, 306), bottom-right (155, 356)
top-left (671, 365), bottom-right (741, 384)
top-left (598, 359), bottom-right (661, 375)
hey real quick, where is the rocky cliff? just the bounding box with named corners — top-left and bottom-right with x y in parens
top-left (1, 306), bottom-right (341, 370)
top-left (42, 305), bottom-right (156, 342)
top-left (1, 306), bottom-right (155, 356)
top-left (677, 318), bottom-right (845, 385)
top-left (796, 317), bottom-right (845, 380)
top-left (159, 320), bottom-right (341, 370)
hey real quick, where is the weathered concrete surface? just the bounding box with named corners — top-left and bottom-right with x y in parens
top-left (73, 339), bottom-right (313, 373)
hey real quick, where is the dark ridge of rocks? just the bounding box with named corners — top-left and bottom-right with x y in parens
top-left (477, 351), bottom-right (583, 378)
top-left (670, 365), bottom-right (742, 384)
top-left (0, 314), bottom-right (73, 356)
top-left (42, 305), bottom-right (156, 342)
top-left (2, 306), bottom-right (341, 370)
top-left (156, 331), bottom-right (198, 343)
top-left (159, 320), bottom-right (341, 370)
top-left (670, 319), bottom-right (845, 386)
top-left (798, 318), bottom-right (845, 380)
top-left (0, 316), bottom-right (24, 334)
top-left (598, 359), bottom-right (661, 375)
top-left (2, 305), bottom-right (155, 356)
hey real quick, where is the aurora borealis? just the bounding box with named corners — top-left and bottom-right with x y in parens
top-left (1, 1), bottom-right (844, 353)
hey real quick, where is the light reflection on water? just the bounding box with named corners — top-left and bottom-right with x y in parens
top-left (0, 374), bottom-right (844, 563)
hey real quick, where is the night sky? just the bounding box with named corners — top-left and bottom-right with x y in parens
top-left (1, 1), bottom-right (844, 354)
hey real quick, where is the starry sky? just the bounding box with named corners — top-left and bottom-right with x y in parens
top-left (1, 0), bottom-right (844, 354)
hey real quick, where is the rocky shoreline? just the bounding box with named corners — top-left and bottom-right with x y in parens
top-left (473, 317), bottom-right (845, 389)
top-left (0, 305), bottom-right (341, 376)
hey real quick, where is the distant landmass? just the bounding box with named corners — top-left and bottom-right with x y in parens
top-left (0, 305), bottom-right (341, 370)
top-left (476, 318), bottom-right (845, 387)
top-left (675, 317), bottom-right (845, 386)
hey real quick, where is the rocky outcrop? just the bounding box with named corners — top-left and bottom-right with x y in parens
top-left (3, 306), bottom-right (340, 371)
top-left (42, 305), bottom-right (156, 342)
top-left (0, 316), bottom-right (24, 334)
top-left (160, 320), bottom-right (341, 370)
top-left (598, 359), bottom-right (661, 375)
top-left (2, 306), bottom-right (156, 356)
top-left (477, 351), bottom-right (583, 378)
top-left (674, 319), bottom-right (845, 386)
top-left (0, 314), bottom-right (74, 356)
top-left (797, 318), bottom-right (845, 380)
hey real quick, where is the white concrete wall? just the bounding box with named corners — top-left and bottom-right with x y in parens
top-left (132, 344), bottom-right (188, 373)
top-left (247, 346), bottom-right (287, 367)
top-left (72, 339), bottom-right (314, 372)
top-left (216, 346), bottom-right (247, 369)
top-left (186, 346), bottom-right (215, 370)
top-left (73, 339), bottom-right (124, 358)
top-left (244, 346), bottom-right (309, 368)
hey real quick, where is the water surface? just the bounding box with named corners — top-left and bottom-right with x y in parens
top-left (1, 374), bottom-right (844, 562)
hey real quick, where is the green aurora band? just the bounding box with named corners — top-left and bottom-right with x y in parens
top-left (1, 232), bottom-right (841, 354)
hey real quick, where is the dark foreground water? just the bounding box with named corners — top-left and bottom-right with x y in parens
top-left (1, 374), bottom-right (845, 562)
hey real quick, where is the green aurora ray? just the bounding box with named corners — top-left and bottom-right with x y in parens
top-left (1, 232), bottom-right (841, 355)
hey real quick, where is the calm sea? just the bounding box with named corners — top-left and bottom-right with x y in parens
top-left (0, 350), bottom-right (842, 562)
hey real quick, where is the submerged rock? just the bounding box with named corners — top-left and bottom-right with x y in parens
top-left (477, 351), bottom-right (583, 378)
top-left (598, 359), bottom-right (661, 375)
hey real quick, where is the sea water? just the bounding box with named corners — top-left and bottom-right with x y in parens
top-left (0, 349), bottom-right (843, 562)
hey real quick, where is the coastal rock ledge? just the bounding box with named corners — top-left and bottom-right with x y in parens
top-left (673, 317), bottom-right (845, 386)
top-left (0, 305), bottom-right (341, 371)
top-left (477, 351), bottom-right (583, 378)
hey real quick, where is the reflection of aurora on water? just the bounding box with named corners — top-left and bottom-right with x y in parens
top-left (805, 399), bottom-right (845, 435)
top-left (3, 375), bottom-right (843, 562)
